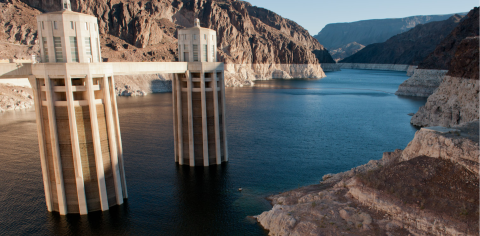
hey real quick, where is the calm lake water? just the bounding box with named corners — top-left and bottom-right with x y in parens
top-left (0, 69), bottom-right (427, 235)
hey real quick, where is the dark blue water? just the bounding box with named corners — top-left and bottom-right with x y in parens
top-left (0, 69), bottom-right (426, 235)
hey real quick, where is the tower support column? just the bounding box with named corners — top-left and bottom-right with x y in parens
top-left (28, 76), bottom-right (53, 212)
top-left (45, 75), bottom-right (68, 215)
top-left (212, 72), bottom-right (222, 165)
top-left (65, 75), bottom-right (88, 215)
top-left (200, 69), bottom-right (209, 166)
top-left (220, 71), bottom-right (228, 162)
top-left (103, 75), bottom-right (124, 205)
top-left (186, 70), bottom-right (195, 166)
top-left (109, 75), bottom-right (128, 199)
top-left (175, 74), bottom-right (184, 165)
top-left (85, 74), bottom-right (109, 211)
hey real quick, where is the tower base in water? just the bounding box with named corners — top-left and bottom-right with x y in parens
top-left (29, 63), bottom-right (127, 215)
top-left (172, 62), bottom-right (228, 166)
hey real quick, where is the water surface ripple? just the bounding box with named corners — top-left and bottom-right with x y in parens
top-left (0, 69), bottom-right (426, 235)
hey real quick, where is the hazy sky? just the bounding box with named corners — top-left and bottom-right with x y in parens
top-left (246, 0), bottom-right (479, 35)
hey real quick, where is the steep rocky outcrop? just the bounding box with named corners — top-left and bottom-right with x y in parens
top-left (340, 15), bottom-right (463, 65)
top-left (395, 69), bottom-right (448, 97)
top-left (418, 7), bottom-right (479, 70)
top-left (256, 120), bottom-right (479, 236)
top-left (314, 13), bottom-right (464, 61)
top-left (7, 0), bottom-right (334, 91)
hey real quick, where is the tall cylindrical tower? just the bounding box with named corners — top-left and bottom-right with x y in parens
top-left (29, 0), bottom-right (127, 215)
top-left (173, 19), bottom-right (228, 166)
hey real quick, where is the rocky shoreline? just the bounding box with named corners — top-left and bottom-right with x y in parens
top-left (255, 120), bottom-right (479, 235)
top-left (336, 63), bottom-right (413, 72)
top-left (395, 69), bottom-right (449, 97)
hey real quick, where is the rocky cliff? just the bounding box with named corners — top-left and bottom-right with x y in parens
top-left (7, 0), bottom-right (334, 91)
top-left (418, 7), bottom-right (479, 70)
top-left (340, 15), bottom-right (463, 65)
top-left (314, 13), bottom-right (464, 61)
top-left (256, 120), bottom-right (479, 236)
top-left (410, 12), bottom-right (479, 127)
top-left (395, 8), bottom-right (478, 98)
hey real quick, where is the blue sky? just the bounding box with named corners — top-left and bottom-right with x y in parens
top-left (246, 0), bottom-right (479, 35)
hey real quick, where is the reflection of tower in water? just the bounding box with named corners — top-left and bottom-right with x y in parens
top-left (173, 164), bottom-right (231, 234)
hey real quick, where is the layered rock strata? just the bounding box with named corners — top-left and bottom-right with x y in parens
top-left (256, 120), bottom-right (479, 236)
top-left (395, 69), bottom-right (448, 97)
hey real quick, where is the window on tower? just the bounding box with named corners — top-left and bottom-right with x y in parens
top-left (70, 37), bottom-right (79, 62)
top-left (42, 37), bottom-right (49, 63)
top-left (53, 37), bottom-right (63, 62)
top-left (193, 44), bottom-right (198, 62)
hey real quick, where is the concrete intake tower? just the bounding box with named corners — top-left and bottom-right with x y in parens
top-left (174, 19), bottom-right (229, 166)
top-left (0, 1), bottom-right (228, 215)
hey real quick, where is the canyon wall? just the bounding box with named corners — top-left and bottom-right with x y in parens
top-left (340, 15), bottom-right (463, 65)
top-left (314, 13), bottom-right (464, 61)
top-left (418, 7), bottom-right (479, 70)
top-left (410, 15), bottom-right (479, 127)
top-left (8, 0), bottom-right (334, 91)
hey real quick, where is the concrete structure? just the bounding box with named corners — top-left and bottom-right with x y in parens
top-left (0, 1), bottom-right (228, 215)
top-left (173, 20), bottom-right (227, 166)
top-left (178, 19), bottom-right (217, 63)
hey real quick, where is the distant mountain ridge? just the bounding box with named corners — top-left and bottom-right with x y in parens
top-left (314, 13), bottom-right (467, 61)
top-left (339, 15), bottom-right (464, 65)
